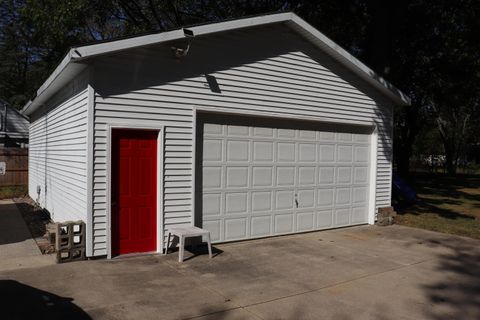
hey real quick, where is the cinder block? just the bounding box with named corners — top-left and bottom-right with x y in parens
top-left (56, 247), bottom-right (86, 263)
top-left (54, 221), bottom-right (86, 263)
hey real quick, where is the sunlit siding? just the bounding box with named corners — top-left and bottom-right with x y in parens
top-left (91, 97), bottom-right (193, 255)
top-left (90, 25), bottom-right (394, 256)
top-left (28, 73), bottom-right (89, 223)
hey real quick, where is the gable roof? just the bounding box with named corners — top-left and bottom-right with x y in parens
top-left (1, 99), bottom-right (29, 138)
top-left (21, 12), bottom-right (410, 116)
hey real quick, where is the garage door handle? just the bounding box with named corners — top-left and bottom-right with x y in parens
top-left (295, 194), bottom-right (298, 208)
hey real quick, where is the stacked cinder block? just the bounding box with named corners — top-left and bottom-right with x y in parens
top-left (55, 221), bottom-right (86, 263)
top-left (376, 207), bottom-right (397, 226)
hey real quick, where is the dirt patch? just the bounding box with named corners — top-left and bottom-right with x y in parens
top-left (13, 197), bottom-right (55, 254)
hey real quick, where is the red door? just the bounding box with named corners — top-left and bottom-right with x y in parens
top-left (112, 129), bottom-right (158, 255)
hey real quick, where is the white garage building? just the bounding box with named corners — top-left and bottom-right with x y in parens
top-left (22, 12), bottom-right (409, 258)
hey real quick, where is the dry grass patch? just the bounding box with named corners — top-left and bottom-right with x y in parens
top-left (395, 174), bottom-right (480, 239)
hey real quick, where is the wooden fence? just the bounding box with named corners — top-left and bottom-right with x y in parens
top-left (0, 148), bottom-right (28, 187)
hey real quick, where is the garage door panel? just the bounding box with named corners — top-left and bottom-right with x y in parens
top-left (319, 131), bottom-right (335, 141)
top-left (274, 213), bottom-right (294, 234)
top-left (203, 220), bottom-right (221, 241)
top-left (353, 187), bottom-right (368, 204)
top-left (355, 146), bottom-right (369, 162)
top-left (298, 166), bottom-right (316, 186)
top-left (253, 141), bottom-right (274, 161)
top-left (253, 127), bottom-right (274, 137)
top-left (297, 189), bottom-right (315, 208)
top-left (201, 119), bottom-right (371, 243)
top-left (337, 132), bottom-right (353, 142)
top-left (319, 167), bottom-right (335, 185)
top-left (335, 208), bottom-right (351, 226)
top-left (337, 167), bottom-right (353, 184)
top-left (298, 130), bottom-right (316, 140)
top-left (227, 140), bottom-right (249, 161)
top-left (203, 193), bottom-right (221, 216)
top-left (277, 166), bottom-right (295, 186)
top-left (317, 210), bottom-right (333, 228)
top-left (337, 145), bottom-right (353, 162)
top-left (252, 191), bottom-right (273, 212)
top-left (225, 192), bottom-right (248, 214)
top-left (225, 217), bottom-right (247, 240)
top-left (319, 145), bottom-right (335, 162)
top-left (278, 142), bottom-right (296, 162)
top-left (252, 167), bottom-right (273, 187)
top-left (299, 143), bottom-right (316, 162)
top-left (204, 123), bottom-right (223, 135)
top-left (336, 188), bottom-right (352, 205)
top-left (317, 188), bottom-right (335, 207)
top-left (227, 125), bottom-right (249, 136)
top-left (297, 211), bottom-right (315, 231)
top-left (275, 190), bottom-right (295, 210)
top-left (226, 166), bottom-right (248, 188)
top-left (203, 139), bottom-right (223, 161)
top-left (251, 215), bottom-right (272, 236)
top-left (354, 134), bottom-right (369, 143)
top-left (354, 167), bottom-right (369, 184)
top-left (278, 128), bottom-right (295, 138)
top-left (352, 206), bottom-right (368, 223)
top-left (203, 166), bottom-right (222, 189)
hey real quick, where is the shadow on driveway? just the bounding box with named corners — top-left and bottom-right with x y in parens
top-left (0, 280), bottom-right (91, 320)
top-left (420, 236), bottom-right (480, 319)
top-left (0, 201), bottom-right (34, 246)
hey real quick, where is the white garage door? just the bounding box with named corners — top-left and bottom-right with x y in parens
top-left (200, 117), bottom-right (371, 243)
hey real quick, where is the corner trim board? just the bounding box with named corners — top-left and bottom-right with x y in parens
top-left (86, 82), bottom-right (95, 257)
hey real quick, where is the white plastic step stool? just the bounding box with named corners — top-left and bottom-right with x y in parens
top-left (165, 226), bottom-right (213, 262)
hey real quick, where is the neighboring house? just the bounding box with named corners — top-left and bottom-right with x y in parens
top-left (0, 99), bottom-right (29, 148)
top-left (21, 12), bottom-right (410, 258)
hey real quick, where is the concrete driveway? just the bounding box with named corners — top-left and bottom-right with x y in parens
top-left (1, 225), bottom-right (479, 320)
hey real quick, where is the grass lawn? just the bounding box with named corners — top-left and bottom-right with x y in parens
top-left (395, 173), bottom-right (480, 239)
top-left (0, 185), bottom-right (28, 199)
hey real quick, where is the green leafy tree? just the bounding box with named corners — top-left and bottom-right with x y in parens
top-left (0, 0), bottom-right (479, 175)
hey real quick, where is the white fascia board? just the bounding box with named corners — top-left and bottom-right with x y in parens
top-left (73, 12), bottom-right (292, 59)
top-left (289, 14), bottom-right (410, 106)
top-left (73, 29), bottom-right (185, 59)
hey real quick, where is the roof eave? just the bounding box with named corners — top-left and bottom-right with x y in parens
top-left (21, 11), bottom-right (410, 116)
top-left (288, 14), bottom-right (410, 106)
top-left (21, 51), bottom-right (88, 116)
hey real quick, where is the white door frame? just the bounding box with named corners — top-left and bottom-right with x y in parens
top-left (193, 107), bottom-right (378, 231)
top-left (105, 124), bottom-right (164, 259)
top-left (368, 126), bottom-right (378, 224)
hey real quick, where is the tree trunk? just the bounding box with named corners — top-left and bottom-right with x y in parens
top-left (437, 120), bottom-right (457, 176)
top-left (444, 145), bottom-right (457, 175)
top-left (396, 148), bottom-right (412, 177)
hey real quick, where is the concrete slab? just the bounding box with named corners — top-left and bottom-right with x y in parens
top-left (0, 199), bottom-right (55, 272)
top-left (0, 199), bottom-right (40, 258)
top-left (0, 225), bottom-right (479, 320)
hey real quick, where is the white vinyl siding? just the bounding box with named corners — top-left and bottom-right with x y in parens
top-left (90, 25), bottom-right (394, 256)
top-left (28, 76), bottom-right (89, 223)
top-left (92, 102), bottom-right (192, 255)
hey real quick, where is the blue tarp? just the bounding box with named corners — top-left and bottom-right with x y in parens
top-left (392, 173), bottom-right (417, 202)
